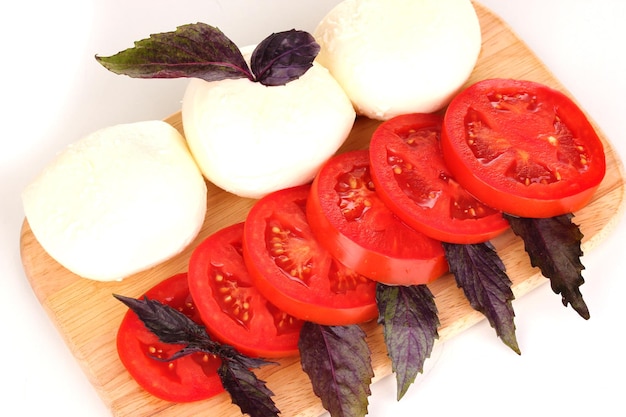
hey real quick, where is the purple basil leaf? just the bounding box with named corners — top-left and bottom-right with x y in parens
top-left (114, 293), bottom-right (277, 414)
top-left (376, 283), bottom-right (439, 400)
top-left (219, 359), bottom-right (279, 417)
top-left (504, 213), bottom-right (589, 319)
top-left (299, 322), bottom-right (373, 417)
top-left (95, 22), bottom-right (253, 82)
top-left (113, 294), bottom-right (211, 346)
top-left (114, 293), bottom-right (273, 365)
top-left (250, 29), bottom-right (320, 86)
top-left (442, 242), bottom-right (520, 354)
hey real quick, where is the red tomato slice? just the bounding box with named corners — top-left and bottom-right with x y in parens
top-left (188, 222), bottom-right (304, 358)
top-left (307, 149), bottom-right (448, 285)
top-left (243, 184), bottom-right (378, 326)
top-left (441, 78), bottom-right (606, 218)
top-left (116, 273), bottom-right (224, 403)
top-left (369, 113), bottom-right (510, 244)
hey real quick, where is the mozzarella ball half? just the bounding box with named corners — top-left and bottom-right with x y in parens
top-left (22, 120), bottom-right (207, 281)
top-left (314, 0), bottom-right (482, 120)
top-left (181, 47), bottom-right (356, 199)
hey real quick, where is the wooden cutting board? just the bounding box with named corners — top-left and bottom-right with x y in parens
top-left (19, 3), bottom-right (626, 417)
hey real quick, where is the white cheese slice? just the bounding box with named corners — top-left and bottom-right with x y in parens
top-left (314, 0), bottom-right (482, 120)
top-left (22, 120), bottom-right (207, 281)
top-left (181, 46), bottom-right (356, 199)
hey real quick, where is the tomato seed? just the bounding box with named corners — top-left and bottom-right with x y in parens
top-left (548, 135), bottom-right (558, 146)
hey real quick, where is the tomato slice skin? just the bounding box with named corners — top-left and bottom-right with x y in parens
top-left (441, 78), bottom-right (606, 218)
top-left (307, 149), bottom-right (448, 285)
top-left (243, 184), bottom-right (378, 326)
top-left (188, 222), bottom-right (303, 358)
top-left (369, 113), bottom-right (510, 244)
top-left (116, 273), bottom-right (224, 403)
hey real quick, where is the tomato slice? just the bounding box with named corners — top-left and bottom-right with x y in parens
top-left (441, 78), bottom-right (606, 218)
top-left (369, 113), bottom-right (510, 244)
top-left (116, 273), bottom-right (224, 403)
top-left (243, 184), bottom-right (378, 326)
top-left (188, 222), bottom-right (304, 358)
top-left (307, 149), bottom-right (448, 285)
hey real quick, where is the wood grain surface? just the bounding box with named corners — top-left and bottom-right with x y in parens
top-left (19, 3), bottom-right (626, 417)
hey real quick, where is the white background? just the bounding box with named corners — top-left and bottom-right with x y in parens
top-left (1, 1), bottom-right (625, 416)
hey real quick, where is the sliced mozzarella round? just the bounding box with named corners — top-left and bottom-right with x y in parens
top-left (314, 0), bottom-right (482, 120)
top-left (22, 120), bottom-right (207, 281)
top-left (181, 46), bottom-right (355, 199)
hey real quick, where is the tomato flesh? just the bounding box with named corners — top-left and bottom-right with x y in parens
top-left (116, 273), bottom-right (224, 403)
top-left (441, 78), bottom-right (606, 218)
top-left (307, 149), bottom-right (448, 285)
top-left (188, 222), bottom-right (304, 358)
top-left (243, 185), bottom-right (378, 326)
top-left (369, 113), bottom-right (510, 244)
